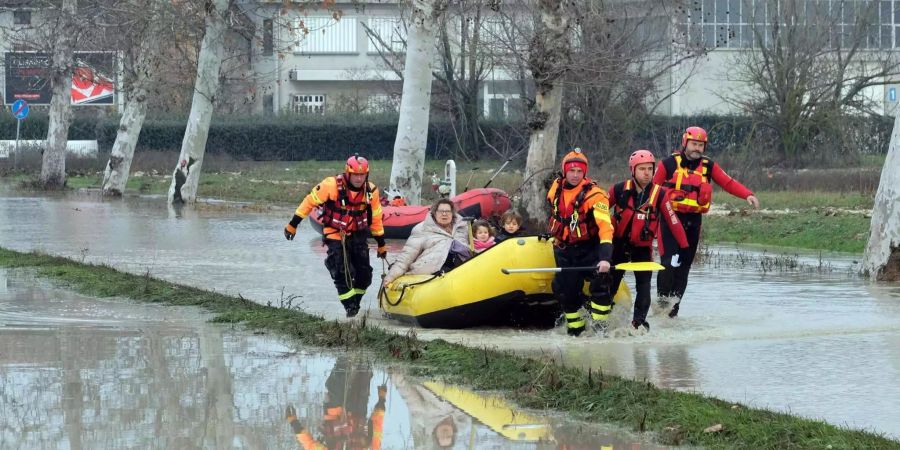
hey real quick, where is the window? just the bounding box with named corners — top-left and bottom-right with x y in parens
top-left (679, 0), bottom-right (899, 49)
top-left (294, 17), bottom-right (357, 54)
top-left (263, 19), bottom-right (273, 56)
top-left (14, 11), bottom-right (31, 26)
top-left (263, 94), bottom-right (274, 116)
top-left (292, 94), bottom-right (326, 114)
top-left (488, 98), bottom-right (506, 119)
top-left (366, 17), bottom-right (405, 53)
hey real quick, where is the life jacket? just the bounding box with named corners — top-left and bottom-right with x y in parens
top-left (661, 153), bottom-right (713, 214)
top-left (612, 180), bottom-right (663, 247)
top-left (318, 174), bottom-right (374, 234)
top-left (547, 178), bottom-right (603, 245)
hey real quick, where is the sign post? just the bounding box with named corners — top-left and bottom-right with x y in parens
top-left (11, 99), bottom-right (29, 168)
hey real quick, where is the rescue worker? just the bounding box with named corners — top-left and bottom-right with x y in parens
top-left (285, 357), bottom-right (386, 450)
top-left (283, 155), bottom-right (387, 318)
top-left (653, 126), bottom-right (760, 317)
top-left (597, 150), bottom-right (690, 331)
top-left (546, 149), bottom-right (615, 336)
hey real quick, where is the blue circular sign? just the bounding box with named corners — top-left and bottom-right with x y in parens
top-left (12, 99), bottom-right (29, 120)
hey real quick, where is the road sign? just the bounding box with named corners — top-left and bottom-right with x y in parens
top-left (12, 99), bottom-right (29, 120)
top-left (890, 87), bottom-right (897, 103)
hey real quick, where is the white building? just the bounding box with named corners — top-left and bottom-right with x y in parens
top-left (236, 0), bottom-right (525, 118)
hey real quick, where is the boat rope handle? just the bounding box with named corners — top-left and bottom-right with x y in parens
top-left (380, 274), bottom-right (440, 307)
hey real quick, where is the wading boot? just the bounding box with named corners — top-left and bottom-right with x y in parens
top-left (342, 294), bottom-right (362, 318)
top-left (668, 301), bottom-right (680, 318)
top-left (567, 325), bottom-right (585, 337)
top-left (631, 319), bottom-right (650, 332)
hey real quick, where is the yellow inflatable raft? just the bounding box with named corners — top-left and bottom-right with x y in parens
top-left (379, 236), bottom-right (631, 328)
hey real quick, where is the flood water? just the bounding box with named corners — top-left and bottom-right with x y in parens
top-left (1, 190), bottom-right (899, 439)
top-left (0, 267), bottom-right (666, 449)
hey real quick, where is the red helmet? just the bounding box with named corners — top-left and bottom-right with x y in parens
top-left (681, 126), bottom-right (708, 149)
top-left (345, 155), bottom-right (369, 174)
top-left (561, 148), bottom-right (589, 175)
top-left (628, 149), bottom-right (655, 173)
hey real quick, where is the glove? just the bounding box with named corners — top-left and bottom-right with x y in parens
top-left (537, 233), bottom-right (553, 242)
top-left (284, 224), bottom-right (297, 240)
top-left (374, 236), bottom-right (387, 259)
top-left (284, 215), bottom-right (303, 240)
top-left (671, 248), bottom-right (688, 268)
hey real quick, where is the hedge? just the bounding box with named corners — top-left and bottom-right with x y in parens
top-left (0, 111), bottom-right (891, 162)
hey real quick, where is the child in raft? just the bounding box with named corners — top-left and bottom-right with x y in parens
top-left (472, 220), bottom-right (496, 254)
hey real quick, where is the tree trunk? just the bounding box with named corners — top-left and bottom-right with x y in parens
top-left (521, 0), bottom-right (570, 223)
top-left (167, 0), bottom-right (229, 205)
top-left (41, 0), bottom-right (78, 189)
top-left (389, 0), bottom-right (447, 205)
top-left (863, 114), bottom-right (900, 281)
top-left (102, 2), bottom-right (166, 196)
top-left (102, 90), bottom-right (149, 196)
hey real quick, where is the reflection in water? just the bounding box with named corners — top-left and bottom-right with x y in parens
top-left (0, 268), bottom-right (665, 449)
top-left (286, 356), bottom-right (385, 450)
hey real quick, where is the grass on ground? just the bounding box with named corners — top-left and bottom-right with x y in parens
top-left (0, 247), bottom-right (896, 450)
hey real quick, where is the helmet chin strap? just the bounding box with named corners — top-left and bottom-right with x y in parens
top-left (631, 174), bottom-right (649, 190)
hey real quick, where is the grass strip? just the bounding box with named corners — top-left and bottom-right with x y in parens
top-left (704, 211), bottom-right (869, 253)
top-left (0, 247), bottom-right (896, 449)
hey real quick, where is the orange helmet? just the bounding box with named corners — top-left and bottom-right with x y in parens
top-left (628, 149), bottom-right (655, 173)
top-left (681, 126), bottom-right (708, 149)
top-left (561, 148), bottom-right (589, 175)
top-left (345, 155), bottom-right (369, 174)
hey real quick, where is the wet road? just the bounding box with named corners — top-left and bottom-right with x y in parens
top-left (1, 191), bottom-right (899, 438)
top-left (0, 267), bottom-right (666, 449)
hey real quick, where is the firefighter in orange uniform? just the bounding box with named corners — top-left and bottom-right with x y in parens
top-left (283, 155), bottom-right (387, 317)
top-left (599, 150), bottom-right (690, 331)
top-left (285, 357), bottom-right (386, 450)
top-left (546, 149), bottom-right (615, 337)
top-left (653, 127), bottom-right (760, 317)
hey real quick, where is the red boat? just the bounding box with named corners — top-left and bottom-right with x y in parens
top-left (309, 188), bottom-right (512, 239)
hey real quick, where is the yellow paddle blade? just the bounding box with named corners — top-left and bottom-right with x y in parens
top-left (614, 261), bottom-right (665, 271)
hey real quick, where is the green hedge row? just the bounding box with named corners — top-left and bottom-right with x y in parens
top-left (1, 112), bottom-right (891, 161)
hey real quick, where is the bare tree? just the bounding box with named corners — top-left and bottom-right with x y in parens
top-left (167, 0), bottom-right (231, 204)
top-left (520, 0), bottom-right (570, 223)
top-left (562, 1), bottom-right (702, 163)
top-left (30, 0), bottom-right (80, 188)
top-left (863, 115), bottom-right (900, 281)
top-left (389, 0), bottom-right (449, 205)
top-left (101, 0), bottom-right (173, 195)
top-left (727, 0), bottom-right (900, 166)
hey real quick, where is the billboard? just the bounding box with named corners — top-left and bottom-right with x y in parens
top-left (4, 52), bottom-right (116, 105)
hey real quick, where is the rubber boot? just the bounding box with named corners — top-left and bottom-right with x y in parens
top-left (631, 319), bottom-right (650, 331)
top-left (668, 301), bottom-right (680, 318)
top-left (341, 294), bottom-right (362, 318)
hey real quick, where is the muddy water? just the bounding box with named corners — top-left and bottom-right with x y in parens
top-left (1, 191), bottom-right (899, 438)
top-left (0, 268), bottom-right (666, 449)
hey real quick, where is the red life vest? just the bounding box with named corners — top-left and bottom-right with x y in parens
top-left (547, 178), bottom-right (603, 245)
top-left (661, 153), bottom-right (713, 214)
top-left (318, 174), bottom-right (373, 234)
top-left (612, 180), bottom-right (663, 247)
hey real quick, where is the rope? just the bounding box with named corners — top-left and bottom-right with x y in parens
top-left (340, 231), bottom-right (353, 297)
top-left (380, 274), bottom-right (439, 307)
